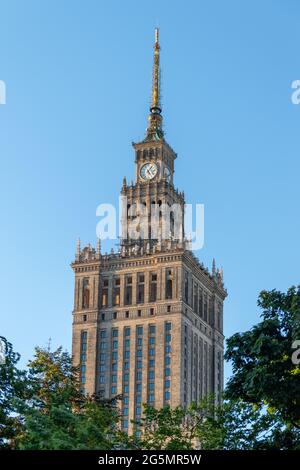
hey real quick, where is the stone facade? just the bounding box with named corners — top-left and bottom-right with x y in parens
top-left (71, 29), bottom-right (227, 433)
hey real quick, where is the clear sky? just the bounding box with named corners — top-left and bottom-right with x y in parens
top-left (1, 0), bottom-right (299, 379)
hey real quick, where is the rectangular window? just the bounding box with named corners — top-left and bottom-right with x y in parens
top-left (149, 348), bottom-right (155, 356)
top-left (136, 371), bottom-right (142, 380)
top-left (166, 334), bottom-right (171, 343)
top-left (149, 359), bottom-right (155, 367)
top-left (136, 406), bottom-right (141, 415)
top-left (149, 370), bottom-right (155, 380)
top-left (137, 361), bottom-right (142, 369)
top-left (165, 391), bottom-right (170, 400)
top-left (165, 379), bottom-right (170, 388)
top-left (148, 382), bottom-right (155, 391)
top-left (100, 341), bottom-right (106, 350)
top-left (136, 383), bottom-right (142, 392)
top-left (165, 322), bottom-right (172, 331)
top-left (123, 407), bottom-right (129, 416)
top-left (111, 386), bottom-right (117, 394)
top-left (123, 373), bottom-right (129, 382)
top-left (99, 375), bottom-right (105, 383)
top-left (112, 375), bottom-right (117, 383)
top-left (165, 368), bottom-right (171, 377)
top-left (125, 327), bottom-right (131, 336)
top-left (112, 329), bottom-right (118, 337)
top-left (125, 339), bottom-right (130, 349)
top-left (124, 362), bottom-right (130, 370)
top-left (124, 385), bottom-right (129, 393)
top-left (112, 362), bottom-right (118, 371)
top-left (112, 351), bottom-right (118, 361)
top-left (149, 325), bottom-right (156, 334)
top-left (100, 353), bottom-right (106, 361)
top-left (113, 340), bottom-right (118, 349)
top-left (137, 326), bottom-right (143, 336)
top-left (149, 337), bottom-right (155, 345)
top-left (124, 350), bottom-right (130, 359)
top-left (136, 394), bottom-right (142, 403)
top-left (149, 393), bottom-right (155, 402)
top-left (165, 345), bottom-right (171, 353)
top-left (100, 330), bottom-right (107, 338)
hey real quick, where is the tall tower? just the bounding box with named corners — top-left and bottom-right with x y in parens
top-left (71, 29), bottom-right (227, 433)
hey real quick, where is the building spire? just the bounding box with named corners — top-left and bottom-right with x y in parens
top-left (145, 28), bottom-right (164, 141)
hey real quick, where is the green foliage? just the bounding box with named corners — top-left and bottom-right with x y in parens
top-left (15, 346), bottom-right (120, 450)
top-left (118, 398), bottom-right (224, 450)
top-left (225, 286), bottom-right (300, 448)
top-left (0, 337), bottom-right (28, 448)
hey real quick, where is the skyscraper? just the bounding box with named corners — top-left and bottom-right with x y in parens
top-left (71, 29), bottom-right (227, 432)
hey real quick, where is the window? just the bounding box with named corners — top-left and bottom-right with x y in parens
top-left (149, 325), bottom-right (156, 334)
top-left (165, 379), bottom-right (170, 388)
top-left (100, 364), bottom-right (106, 372)
top-left (136, 406), bottom-right (141, 415)
top-left (136, 383), bottom-right (142, 392)
top-left (149, 359), bottom-right (155, 367)
top-left (167, 305), bottom-right (171, 313)
top-left (112, 329), bottom-right (118, 337)
top-left (123, 407), bottom-right (129, 416)
top-left (80, 364), bottom-right (86, 374)
top-left (125, 276), bottom-right (132, 305)
top-left (100, 330), bottom-right (107, 338)
top-left (123, 373), bottom-right (129, 382)
top-left (165, 368), bottom-right (171, 377)
top-left (100, 342), bottom-right (106, 350)
top-left (150, 273), bottom-right (157, 302)
top-left (113, 312), bottom-right (117, 320)
top-left (165, 356), bottom-right (171, 365)
top-left (123, 419), bottom-right (128, 429)
top-left (136, 371), bottom-right (142, 380)
top-left (124, 350), bottom-right (130, 359)
top-left (165, 322), bottom-right (172, 331)
top-left (112, 375), bottom-right (117, 383)
top-left (113, 277), bottom-right (120, 306)
top-left (149, 370), bottom-right (155, 380)
top-left (125, 311), bottom-right (129, 318)
top-left (138, 310), bottom-right (142, 317)
top-left (101, 313), bottom-right (105, 321)
top-left (111, 386), bottom-right (117, 394)
top-left (124, 362), bottom-right (129, 370)
top-left (80, 353), bottom-right (86, 362)
top-left (83, 314), bottom-right (87, 322)
top-left (137, 338), bottom-right (143, 346)
top-left (123, 396), bottom-right (129, 404)
top-left (137, 361), bottom-right (142, 369)
top-left (166, 269), bottom-right (173, 300)
top-left (136, 394), bottom-right (142, 403)
top-left (149, 393), bottom-right (155, 402)
top-left (113, 340), bottom-right (118, 349)
top-left (149, 337), bottom-right (155, 345)
top-left (125, 339), bottom-right (130, 348)
top-left (137, 273), bottom-right (145, 304)
top-left (112, 351), bottom-right (118, 361)
top-left (148, 382), bottom-right (155, 391)
top-left (100, 353), bottom-right (106, 361)
top-left (150, 308), bottom-right (154, 316)
top-left (165, 391), bottom-right (170, 400)
top-left (137, 349), bottom-right (142, 357)
top-left (166, 334), bottom-right (171, 343)
top-left (99, 375), bottom-right (105, 383)
top-left (137, 326), bottom-right (143, 335)
top-left (149, 348), bottom-right (155, 356)
top-left (125, 327), bottom-right (131, 336)
top-left (124, 385), bottom-right (129, 393)
top-left (112, 362), bottom-right (117, 371)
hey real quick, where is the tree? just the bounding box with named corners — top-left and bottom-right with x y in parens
top-left (118, 398), bottom-right (224, 450)
top-left (15, 346), bottom-right (120, 450)
top-left (0, 336), bottom-right (28, 449)
top-left (224, 286), bottom-right (300, 448)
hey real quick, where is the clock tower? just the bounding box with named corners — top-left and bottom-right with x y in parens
top-left (121, 29), bottom-right (185, 255)
top-left (71, 29), bottom-right (227, 434)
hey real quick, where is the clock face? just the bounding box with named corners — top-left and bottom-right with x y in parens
top-left (140, 162), bottom-right (158, 181)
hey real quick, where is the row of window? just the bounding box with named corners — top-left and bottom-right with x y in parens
top-left (101, 270), bottom-right (173, 308)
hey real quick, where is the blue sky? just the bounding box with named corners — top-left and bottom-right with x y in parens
top-left (1, 0), bottom-right (299, 379)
